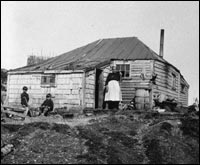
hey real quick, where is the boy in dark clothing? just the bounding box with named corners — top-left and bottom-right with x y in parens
top-left (40, 93), bottom-right (54, 116)
top-left (21, 86), bottom-right (30, 116)
top-left (21, 86), bottom-right (29, 107)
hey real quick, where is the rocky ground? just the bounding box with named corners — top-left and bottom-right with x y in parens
top-left (1, 109), bottom-right (199, 164)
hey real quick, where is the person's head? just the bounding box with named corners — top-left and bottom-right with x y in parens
top-left (111, 66), bottom-right (117, 73)
top-left (46, 93), bottom-right (52, 100)
top-left (22, 86), bottom-right (28, 92)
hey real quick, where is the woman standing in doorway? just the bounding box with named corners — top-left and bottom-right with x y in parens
top-left (104, 66), bottom-right (122, 111)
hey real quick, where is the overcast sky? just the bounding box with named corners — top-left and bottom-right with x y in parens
top-left (1, 1), bottom-right (199, 104)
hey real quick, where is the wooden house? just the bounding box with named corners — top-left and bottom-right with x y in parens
top-left (7, 31), bottom-right (189, 110)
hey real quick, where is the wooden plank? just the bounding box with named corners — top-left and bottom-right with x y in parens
top-left (2, 109), bottom-right (26, 118)
top-left (154, 63), bottom-right (175, 72)
top-left (121, 81), bottom-right (150, 85)
top-left (154, 65), bottom-right (178, 77)
top-left (156, 78), bottom-right (173, 85)
top-left (153, 87), bottom-right (178, 99)
top-left (131, 68), bottom-right (151, 72)
top-left (180, 98), bottom-right (188, 101)
top-left (132, 61), bottom-right (152, 65)
top-left (155, 80), bottom-right (170, 87)
top-left (122, 94), bottom-right (135, 99)
top-left (154, 61), bottom-right (178, 74)
top-left (154, 69), bottom-right (172, 77)
top-left (155, 60), bottom-right (174, 69)
top-left (180, 95), bottom-right (188, 99)
top-left (156, 81), bottom-right (178, 91)
top-left (3, 105), bottom-right (25, 112)
top-left (153, 85), bottom-right (177, 94)
top-left (121, 89), bottom-right (135, 93)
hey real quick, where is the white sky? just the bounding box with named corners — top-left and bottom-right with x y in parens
top-left (1, 1), bottom-right (199, 104)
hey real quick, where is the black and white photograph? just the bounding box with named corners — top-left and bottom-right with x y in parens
top-left (1, 1), bottom-right (199, 164)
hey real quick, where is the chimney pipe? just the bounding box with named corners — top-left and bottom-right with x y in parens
top-left (159, 29), bottom-right (164, 58)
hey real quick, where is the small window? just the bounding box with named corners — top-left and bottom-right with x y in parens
top-left (181, 83), bottom-right (186, 93)
top-left (172, 73), bottom-right (176, 90)
top-left (116, 64), bottom-right (130, 78)
top-left (41, 74), bottom-right (55, 86)
top-left (42, 77), bottom-right (47, 84)
top-left (50, 76), bottom-right (55, 84)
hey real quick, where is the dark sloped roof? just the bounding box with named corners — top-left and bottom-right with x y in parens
top-left (11, 37), bottom-right (171, 72)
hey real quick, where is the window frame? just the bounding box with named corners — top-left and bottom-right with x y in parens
top-left (115, 63), bottom-right (131, 79)
top-left (41, 74), bottom-right (56, 87)
top-left (180, 83), bottom-right (186, 93)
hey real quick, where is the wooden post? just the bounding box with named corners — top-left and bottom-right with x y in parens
top-left (94, 68), bottom-right (97, 109)
top-left (150, 60), bottom-right (155, 109)
top-left (82, 71), bottom-right (86, 109)
top-left (178, 73), bottom-right (181, 103)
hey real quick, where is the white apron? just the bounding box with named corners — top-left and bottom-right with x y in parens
top-left (105, 80), bottom-right (122, 101)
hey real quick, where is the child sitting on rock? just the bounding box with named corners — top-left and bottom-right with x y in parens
top-left (40, 93), bottom-right (54, 116)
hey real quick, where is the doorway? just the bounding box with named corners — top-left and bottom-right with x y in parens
top-left (95, 69), bottom-right (104, 109)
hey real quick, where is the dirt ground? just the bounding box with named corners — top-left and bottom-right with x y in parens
top-left (1, 110), bottom-right (199, 164)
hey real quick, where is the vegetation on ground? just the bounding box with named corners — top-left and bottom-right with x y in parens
top-left (1, 110), bottom-right (199, 164)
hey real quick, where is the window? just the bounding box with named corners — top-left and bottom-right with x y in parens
top-left (41, 74), bottom-right (56, 86)
top-left (172, 73), bottom-right (176, 90)
top-left (116, 64), bottom-right (130, 78)
top-left (50, 76), bottom-right (55, 84)
top-left (181, 83), bottom-right (186, 93)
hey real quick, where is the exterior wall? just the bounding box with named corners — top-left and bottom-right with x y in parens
top-left (113, 60), bottom-right (154, 104)
top-left (152, 60), bottom-right (189, 106)
top-left (7, 60), bottom-right (188, 110)
top-left (55, 73), bottom-right (83, 108)
top-left (84, 70), bottom-right (95, 108)
top-left (179, 77), bottom-right (189, 106)
top-left (153, 60), bottom-right (179, 100)
top-left (7, 72), bottom-right (83, 109)
top-left (7, 74), bottom-right (42, 106)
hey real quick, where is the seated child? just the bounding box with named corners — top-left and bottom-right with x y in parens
top-left (40, 93), bottom-right (54, 116)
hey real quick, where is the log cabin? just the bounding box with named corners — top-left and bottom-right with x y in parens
top-left (6, 30), bottom-right (189, 110)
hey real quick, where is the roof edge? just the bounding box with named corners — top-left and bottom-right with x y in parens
top-left (8, 70), bottom-right (84, 75)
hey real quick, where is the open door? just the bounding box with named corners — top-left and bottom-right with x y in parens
top-left (95, 69), bottom-right (104, 109)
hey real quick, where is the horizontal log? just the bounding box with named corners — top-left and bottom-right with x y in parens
top-left (121, 87), bottom-right (136, 90)
top-left (154, 65), bottom-right (178, 77)
top-left (131, 68), bottom-right (151, 71)
top-left (154, 69), bottom-right (173, 77)
top-left (153, 88), bottom-right (178, 99)
top-left (155, 61), bottom-right (177, 70)
top-left (179, 97), bottom-right (188, 100)
top-left (2, 109), bottom-right (26, 118)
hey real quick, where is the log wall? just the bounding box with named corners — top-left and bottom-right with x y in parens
top-left (7, 60), bottom-right (189, 110)
top-left (153, 60), bottom-right (189, 106)
top-left (113, 60), bottom-right (154, 104)
top-left (7, 72), bottom-right (83, 109)
top-left (179, 77), bottom-right (189, 106)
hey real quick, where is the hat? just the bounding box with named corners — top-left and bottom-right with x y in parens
top-left (22, 86), bottom-right (28, 91)
top-left (46, 93), bottom-right (52, 98)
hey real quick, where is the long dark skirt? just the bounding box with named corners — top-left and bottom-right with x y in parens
top-left (105, 101), bottom-right (119, 110)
